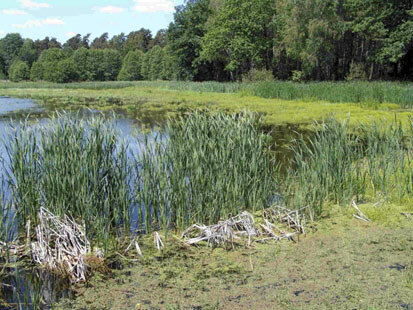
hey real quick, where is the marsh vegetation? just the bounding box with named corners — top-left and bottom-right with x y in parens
top-left (0, 79), bottom-right (413, 308)
top-left (0, 101), bottom-right (412, 306)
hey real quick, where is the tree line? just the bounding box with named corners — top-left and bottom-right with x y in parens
top-left (2, 0), bottom-right (413, 83)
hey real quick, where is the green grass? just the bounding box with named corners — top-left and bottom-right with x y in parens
top-left (251, 81), bottom-right (413, 109)
top-left (2, 80), bottom-right (413, 108)
top-left (0, 80), bottom-right (244, 93)
top-left (1, 84), bottom-right (412, 129)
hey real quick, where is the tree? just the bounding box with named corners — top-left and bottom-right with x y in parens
top-left (18, 39), bottom-right (38, 66)
top-left (33, 37), bottom-right (61, 57)
top-left (118, 50), bottom-right (144, 81)
top-left (149, 29), bottom-right (167, 49)
top-left (123, 29), bottom-right (153, 55)
top-left (53, 58), bottom-right (78, 83)
top-left (102, 49), bottom-right (122, 80)
top-left (0, 33), bottom-right (24, 74)
top-left (108, 33), bottom-right (126, 52)
top-left (141, 47), bottom-right (169, 80)
top-left (64, 34), bottom-right (90, 51)
top-left (273, 0), bottom-right (342, 80)
top-left (201, 0), bottom-right (275, 80)
top-left (149, 46), bottom-right (165, 80)
top-left (38, 48), bottom-right (66, 63)
top-left (8, 60), bottom-right (30, 82)
top-left (167, 0), bottom-right (220, 81)
top-left (141, 51), bottom-right (151, 80)
top-left (91, 33), bottom-right (109, 49)
top-left (0, 55), bottom-right (6, 78)
top-left (72, 48), bottom-right (90, 81)
top-left (30, 61), bottom-right (44, 81)
top-left (72, 48), bottom-right (121, 81)
top-left (344, 0), bottom-right (413, 79)
top-left (36, 48), bottom-right (68, 82)
top-left (161, 46), bottom-right (179, 80)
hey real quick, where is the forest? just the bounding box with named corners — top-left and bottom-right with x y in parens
top-left (1, 0), bottom-right (413, 83)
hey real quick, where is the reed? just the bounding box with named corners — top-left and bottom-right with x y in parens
top-left (251, 81), bottom-right (413, 108)
top-left (4, 114), bottom-right (131, 248)
top-left (135, 111), bottom-right (277, 233)
top-left (4, 109), bottom-right (413, 242)
top-left (0, 177), bottom-right (14, 243)
top-left (281, 117), bottom-right (413, 216)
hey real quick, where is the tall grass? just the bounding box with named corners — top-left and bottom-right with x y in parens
top-left (4, 109), bottom-right (413, 241)
top-left (282, 118), bottom-right (413, 216)
top-left (0, 80), bottom-right (245, 93)
top-left (251, 81), bottom-right (413, 108)
top-left (4, 114), bottom-right (131, 248)
top-left (135, 112), bottom-right (277, 233)
top-left (3, 111), bottom-right (276, 243)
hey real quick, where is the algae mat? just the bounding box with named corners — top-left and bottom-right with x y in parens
top-left (55, 211), bottom-right (413, 310)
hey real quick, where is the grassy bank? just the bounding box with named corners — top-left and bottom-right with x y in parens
top-left (1, 82), bottom-right (412, 129)
top-left (2, 80), bottom-right (413, 106)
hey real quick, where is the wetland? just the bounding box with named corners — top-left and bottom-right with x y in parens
top-left (0, 82), bottom-right (412, 309)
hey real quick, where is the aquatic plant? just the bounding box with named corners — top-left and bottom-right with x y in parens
top-left (135, 111), bottom-right (277, 233)
top-left (4, 114), bottom-right (131, 249)
top-left (282, 117), bottom-right (413, 216)
top-left (251, 81), bottom-right (413, 108)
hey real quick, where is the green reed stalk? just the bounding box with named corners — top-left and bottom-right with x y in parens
top-left (135, 111), bottom-right (277, 233)
top-left (5, 114), bottom-right (131, 248)
top-left (282, 117), bottom-right (413, 217)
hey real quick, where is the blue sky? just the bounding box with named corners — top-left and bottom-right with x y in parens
top-left (0, 0), bottom-right (184, 43)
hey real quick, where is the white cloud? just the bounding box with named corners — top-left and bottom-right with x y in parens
top-left (13, 18), bottom-right (64, 29)
top-left (66, 31), bottom-right (76, 38)
top-left (2, 9), bottom-right (27, 15)
top-left (98, 6), bottom-right (125, 14)
top-left (0, 30), bottom-right (5, 36)
top-left (18, 0), bottom-right (50, 9)
top-left (133, 0), bottom-right (174, 13)
top-left (42, 18), bottom-right (63, 25)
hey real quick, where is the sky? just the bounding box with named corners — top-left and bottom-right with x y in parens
top-left (0, 0), bottom-right (185, 43)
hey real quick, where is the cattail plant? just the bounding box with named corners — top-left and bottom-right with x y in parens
top-left (135, 111), bottom-right (277, 233)
top-left (4, 114), bottom-right (131, 249)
